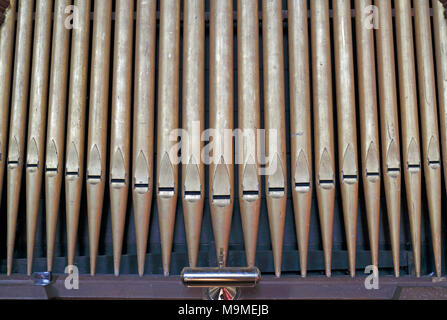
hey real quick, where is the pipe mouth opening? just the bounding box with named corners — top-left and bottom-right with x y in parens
top-left (268, 187), bottom-right (285, 198)
top-left (428, 160), bottom-right (441, 169)
top-left (295, 182), bottom-right (310, 193)
top-left (407, 163), bottom-right (421, 172)
top-left (87, 175), bottom-right (102, 185)
top-left (184, 190), bottom-right (201, 201)
top-left (366, 171), bottom-right (380, 182)
top-left (318, 180), bottom-right (334, 189)
top-left (134, 183), bottom-right (150, 193)
top-left (158, 186), bottom-right (175, 198)
top-left (242, 189), bottom-right (259, 201)
top-left (342, 175), bottom-right (358, 184)
top-left (212, 194), bottom-right (231, 206)
top-left (45, 167), bottom-right (58, 176)
top-left (387, 167), bottom-right (401, 177)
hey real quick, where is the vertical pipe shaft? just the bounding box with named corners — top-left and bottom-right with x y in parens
top-left (26, 0), bottom-right (53, 275)
top-left (434, 0), bottom-right (447, 261)
top-left (182, 0), bottom-right (205, 268)
top-left (237, 0), bottom-right (261, 268)
top-left (157, 0), bottom-right (180, 276)
top-left (209, 0), bottom-right (234, 267)
top-left (355, 0), bottom-right (381, 269)
top-left (311, 0), bottom-right (335, 277)
top-left (262, 0), bottom-right (287, 278)
top-left (45, 0), bottom-right (71, 272)
top-left (414, 0), bottom-right (442, 278)
top-left (288, 0), bottom-right (312, 278)
top-left (133, 0), bottom-right (156, 277)
top-left (6, 0), bottom-right (33, 276)
top-left (333, 0), bottom-right (359, 278)
top-left (395, 0), bottom-right (422, 277)
top-left (109, 0), bottom-right (133, 276)
top-left (65, 0), bottom-right (90, 270)
top-left (0, 0), bottom-right (16, 266)
top-left (376, 0), bottom-right (401, 277)
top-left (86, 0), bottom-right (112, 275)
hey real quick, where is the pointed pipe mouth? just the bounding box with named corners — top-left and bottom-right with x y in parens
top-left (66, 170), bottom-right (80, 179)
top-left (267, 187), bottom-right (285, 198)
top-left (386, 167), bottom-right (401, 177)
top-left (428, 160), bottom-right (441, 169)
top-left (242, 189), bottom-right (259, 201)
top-left (342, 174), bottom-right (358, 184)
top-left (158, 186), bottom-right (175, 198)
top-left (181, 267), bottom-right (261, 288)
top-left (212, 194), bottom-right (231, 206)
top-left (87, 175), bottom-right (102, 185)
top-left (134, 183), bottom-right (150, 193)
top-left (407, 163), bottom-right (421, 173)
top-left (26, 163), bottom-right (39, 172)
top-left (184, 190), bottom-right (202, 201)
top-left (7, 160), bottom-right (19, 169)
top-left (294, 182), bottom-right (311, 193)
top-left (365, 171), bottom-right (380, 182)
top-left (45, 167), bottom-right (58, 177)
top-left (318, 180), bottom-right (334, 190)
top-left (111, 178), bottom-right (126, 188)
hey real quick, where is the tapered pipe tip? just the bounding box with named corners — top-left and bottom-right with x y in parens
top-left (164, 271), bottom-right (170, 277)
top-left (300, 272), bottom-right (307, 278)
top-left (114, 269), bottom-right (120, 277)
top-left (138, 260), bottom-right (145, 276)
top-left (7, 256), bottom-right (13, 276)
top-left (274, 270), bottom-right (281, 278)
top-left (47, 258), bottom-right (53, 273)
top-left (137, 255), bottom-right (146, 277)
top-left (90, 255), bottom-right (97, 276)
top-left (394, 270), bottom-right (400, 278)
top-left (325, 269), bottom-right (331, 278)
top-left (350, 271), bottom-right (355, 278)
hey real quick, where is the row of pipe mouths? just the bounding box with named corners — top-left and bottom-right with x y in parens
top-left (0, 0), bottom-right (447, 279)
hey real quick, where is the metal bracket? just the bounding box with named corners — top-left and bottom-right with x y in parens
top-left (181, 249), bottom-right (261, 300)
top-left (32, 272), bottom-right (52, 287)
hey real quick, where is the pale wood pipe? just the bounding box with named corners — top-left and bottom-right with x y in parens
top-left (86, 0), bottom-right (112, 276)
top-left (354, 0), bottom-right (381, 269)
top-left (334, 0), bottom-right (359, 278)
top-left (26, 0), bottom-right (53, 275)
top-left (182, 0), bottom-right (205, 268)
top-left (6, 0), bottom-right (33, 276)
top-left (209, 0), bottom-right (234, 268)
top-left (237, 0), bottom-right (261, 269)
top-left (414, 0), bottom-right (443, 278)
top-left (288, 0), bottom-right (312, 278)
top-left (65, 0), bottom-right (91, 271)
top-left (434, 0), bottom-right (447, 277)
top-left (45, 0), bottom-right (71, 273)
top-left (395, 0), bottom-right (422, 277)
top-left (109, 0), bottom-right (134, 276)
top-left (311, 0), bottom-right (335, 277)
top-left (0, 0), bottom-right (15, 225)
top-left (262, 0), bottom-right (288, 278)
top-left (376, 0), bottom-right (402, 278)
top-left (133, 0), bottom-right (156, 277)
top-left (156, 0), bottom-right (180, 276)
